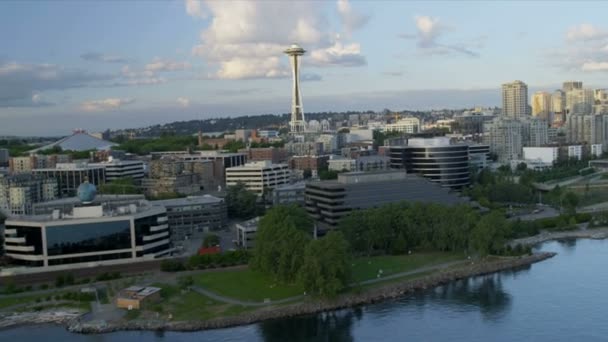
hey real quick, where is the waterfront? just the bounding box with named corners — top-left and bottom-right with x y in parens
top-left (3, 238), bottom-right (608, 341)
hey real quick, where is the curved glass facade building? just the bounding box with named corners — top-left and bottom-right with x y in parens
top-left (388, 137), bottom-right (471, 189)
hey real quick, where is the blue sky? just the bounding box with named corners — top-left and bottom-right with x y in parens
top-left (1, 0), bottom-right (608, 135)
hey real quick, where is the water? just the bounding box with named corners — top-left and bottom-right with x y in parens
top-left (4, 239), bottom-right (608, 342)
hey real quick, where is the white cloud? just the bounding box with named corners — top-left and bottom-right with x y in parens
top-left (185, 0), bottom-right (206, 18)
top-left (582, 62), bottom-right (608, 72)
top-left (187, 1), bottom-right (366, 79)
top-left (401, 15), bottom-right (480, 57)
top-left (145, 58), bottom-right (191, 72)
top-left (566, 24), bottom-right (608, 42)
top-left (309, 41), bottom-right (366, 67)
top-left (177, 97), bottom-right (191, 107)
top-left (336, 0), bottom-right (369, 36)
top-left (80, 98), bottom-right (135, 112)
top-left (551, 23), bottom-right (608, 72)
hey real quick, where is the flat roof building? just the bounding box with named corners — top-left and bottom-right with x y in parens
top-left (90, 159), bottom-right (144, 182)
top-left (225, 161), bottom-right (291, 195)
top-left (305, 171), bottom-right (467, 233)
top-left (150, 195), bottom-right (227, 246)
top-left (4, 194), bottom-right (171, 268)
top-left (33, 163), bottom-right (105, 197)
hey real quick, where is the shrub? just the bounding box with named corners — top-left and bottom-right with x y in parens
top-left (160, 259), bottom-right (185, 272)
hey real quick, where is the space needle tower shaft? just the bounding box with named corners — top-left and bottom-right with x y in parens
top-left (284, 44), bottom-right (306, 133)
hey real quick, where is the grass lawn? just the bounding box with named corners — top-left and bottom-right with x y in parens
top-left (0, 293), bottom-right (70, 310)
top-left (193, 269), bottom-right (304, 302)
top-left (351, 251), bottom-right (465, 283)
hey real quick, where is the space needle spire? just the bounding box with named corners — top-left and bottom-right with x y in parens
top-left (284, 43), bottom-right (306, 133)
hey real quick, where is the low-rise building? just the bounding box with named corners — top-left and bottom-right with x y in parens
top-left (235, 217), bottom-right (259, 249)
top-left (33, 163), bottom-right (105, 197)
top-left (305, 171), bottom-right (467, 234)
top-left (238, 147), bottom-right (287, 164)
top-left (4, 189), bottom-right (171, 268)
top-left (288, 155), bottom-right (329, 177)
top-left (0, 148), bottom-right (9, 167)
top-left (150, 195), bottom-right (227, 245)
top-left (272, 182), bottom-right (306, 206)
top-left (523, 147), bottom-right (559, 165)
top-left (0, 174), bottom-right (58, 216)
top-left (90, 159), bottom-right (145, 182)
top-left (116, 286), bottom-right (161, 310)
top-left (225, 161), bottom-right (291, 195)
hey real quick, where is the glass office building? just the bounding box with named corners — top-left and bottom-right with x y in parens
top-left (4, 204), bottom-right (170, 268)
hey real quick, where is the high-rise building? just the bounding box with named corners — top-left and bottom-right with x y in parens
top-left (594, 89), bottom-right (608, 114)
top-left (563, 81), bottom-right (583, 92)
top-left (502, 80), bottom-right (529, 118)
top-left (520, 117), bottom-right (549, 147)
top-left (551, 90), bottom-right (566, 126)
top-left (483, 118), bottom-right (523, 163)
top-left (566, 114), bottom-right (606, 146)
top-left (566, 88), bottom-right (595, 115)
top-left (532, 91), bottom-right (552, 121)
top-left (285, 44), bottom-right (307, 133)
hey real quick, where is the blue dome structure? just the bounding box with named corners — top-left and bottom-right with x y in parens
top-left (77, 181), bottom-right (97, 204)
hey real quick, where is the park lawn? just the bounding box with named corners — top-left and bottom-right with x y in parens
top-left (0, 293), bottom-right (66, 309)
top-left (193, 269), bottom-right (304, 302)
top-left (151, 287), bottom-right (254, 321)
top-left (351, 251), bottom-right (465, 283)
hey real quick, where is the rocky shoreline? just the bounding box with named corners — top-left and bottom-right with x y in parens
top-left (0, 308), bottom-right (82, 330)
top-left (510, 227), bottom-right (608, 247)
top-left (65, 252), bottom-right (555, 334)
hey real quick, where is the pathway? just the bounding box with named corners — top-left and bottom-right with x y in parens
top-left (191, 259), bottom-right (469, 307)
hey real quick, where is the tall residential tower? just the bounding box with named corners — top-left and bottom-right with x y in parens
top-left (502, 80), bottom-right (529, 119)
top-left (285, 44), bottom-right (307, 133)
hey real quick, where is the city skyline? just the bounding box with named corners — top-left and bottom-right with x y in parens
top-left (2, 1), bottom-right (608, 135)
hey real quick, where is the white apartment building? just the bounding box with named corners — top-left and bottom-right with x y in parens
top-left (523, 147), bottom-right (559, 165)
top-left (520, 117), bottom-right (549, 147)
top-left (568, 145), bottom-right (583, 160)
top-left (225, 161), bottom-right (291, 195)
top-left (591, 144), bottom-right (603, 158)
top-left (566, 88), bottom-right (595, 115)
top-left (483, 118), bottom-right (523, 163)
top-left (384, 117), bottom-right (420, 133)
top-left (502, 80), bottom-right (528, 118)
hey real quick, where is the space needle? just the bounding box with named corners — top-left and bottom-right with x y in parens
top-left (285, 44), bottom-right (307, 133)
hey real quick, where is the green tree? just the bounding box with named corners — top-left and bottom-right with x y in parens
top-left (225, 182), bottom-right (259, 219)
top-left (469, 211), bottom-right (511, 256)
top-left (562, 191), bottom-right (579, 215)
top-left (202, 233), bottom-right (220, 248)
top-left (319, 169), bottom-right (339, 180)
top-left (99, 177), bottom-right (141, 194)
top-left (250, 205), bottom-right (313, 282)
top-left (299, 231), bottom-right (352, 297)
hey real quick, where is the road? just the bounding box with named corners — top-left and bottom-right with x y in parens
top-left (509, 206), bottom-right (560, 221)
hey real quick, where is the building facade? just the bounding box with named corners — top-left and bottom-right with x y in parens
top-left (0, 174), bottom-right (58, 216)
top-left (225, 161), bottom-right (292, 195)
top-left (502, 80), bottom-right (529, 118)
top-left (33, 163), bottom-right (105, 197)
top-left (532, 91), bottom-right (552, 121)
top-left (90, 159), bottom-right (145, 182)
top-left (384, 117), bottom-right (420, 133)
top-left (304, 171), bottom-right (466, 233)
top-left (483, 118), bottom-right (523, 163)
top-left (4, 201), bottom-right (171, 267)
top-left (150, 195), bottom-right (227, 246)
top-left (388, 137), bottom-right (470, 188)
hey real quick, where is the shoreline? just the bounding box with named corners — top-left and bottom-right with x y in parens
top-left (62, 252), bottom-right (555, 334)
top-left (510, 227), bottom-right (608, 247)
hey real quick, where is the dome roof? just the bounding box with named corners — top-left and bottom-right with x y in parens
top-left (77, 181), bottom-right (97, 203)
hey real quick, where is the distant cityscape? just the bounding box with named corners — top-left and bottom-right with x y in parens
top-left (1, 40), bottom-right (608, 333)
